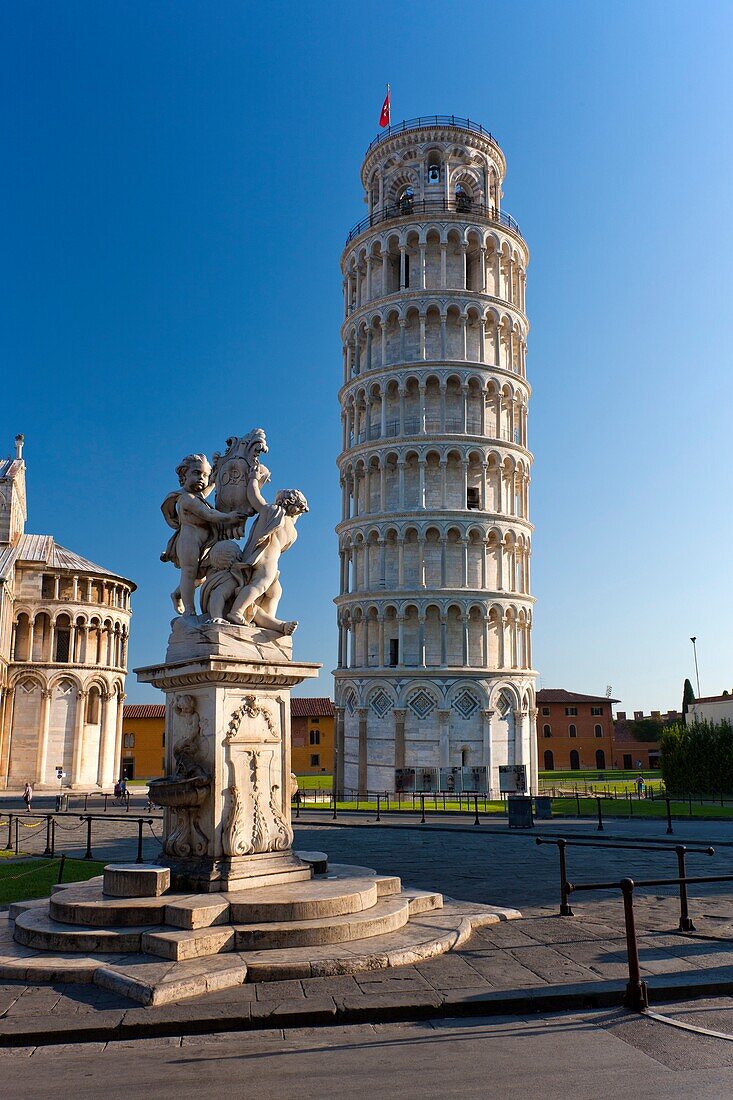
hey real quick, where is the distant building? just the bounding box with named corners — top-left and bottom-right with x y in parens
top-left (536, 689), bottom-right (617, 772)
top-left (120, 704), bottom-right (165, 781)
top-left (1, 435), bottom-right (135, 790)
top-left (291, 698), bottom-right (335, 776)
top-left (611, 710), bottom-right (678, 770)
top-left (120, 697), bottom-right (336, 781)
top-left (686, 694), bottom-right (733, 728)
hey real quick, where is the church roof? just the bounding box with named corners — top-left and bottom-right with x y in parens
top-left (537, 688), bottom-right (620, 705)
top-left (4, 533), bottom-right (135, 586)
top-left (0, 457), bottom-right (23, 480)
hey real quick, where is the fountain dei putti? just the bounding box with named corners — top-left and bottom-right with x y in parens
top-left (0, 428), bottom-right (519, 1006)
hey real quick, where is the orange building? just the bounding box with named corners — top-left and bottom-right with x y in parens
top-left (120, 698), bottom-right (336, 781)
top-left (290, 698), bottom-right (335, 777)
top-left (120, 704), bottom-right (165, 781)
top-left (536, 689), bottom-right (618, 772)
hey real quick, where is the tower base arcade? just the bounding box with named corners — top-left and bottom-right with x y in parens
top-left (334, 673), bottom-right (537, 797)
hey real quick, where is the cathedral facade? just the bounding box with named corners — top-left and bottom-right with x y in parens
top-left (334, 117), bottom-right (537, 796)
top-left (0, 435), bottom-right (135, 789)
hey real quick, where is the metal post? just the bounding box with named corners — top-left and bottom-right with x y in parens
top-left (6, 813), bottom-right (12, 851)
top-left (473, 794), bottom-right (480, 826)
top-left (596, 797), bottom-right (604, 832)
top-left (14, 816), bottom-right (19, 856)
top-left (420, 793), bottom-right (426, 824)
top-left (376, 794), bottom-right (381, 822)
top-left (575, 792), bottom-right (580, 818)
top-left (136, 819), bottom-right (144, 863)
top-left (676, 846), bottom-right (695, 932)
top-left (332, 790), bottom-right (337, 820)
top-left (84, 794), bottom-right (89, 812)
top-left (688, 793), bottom-right (693, 817)
top-left (621, 878), bottom-right (648, 1011)
top-left (84, 816), bottom-right (93, 860)
top-left (51, 816), bottom-right (56, 856)
top-left (558, 839), bottom-right (573, 916)
top-left (666, 797), bottom-right (673, 834)
top-left (629, 791), bottom-right (633, 816)
top-left (44, 814), bottom-right (52, 855)
top-left (57, 853), bottom-right (66, 885)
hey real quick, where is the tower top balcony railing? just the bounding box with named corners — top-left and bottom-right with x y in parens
top-left (364, 116), bottom-right (500, 155)
top-left (346, 197), bottom-right (522, 246)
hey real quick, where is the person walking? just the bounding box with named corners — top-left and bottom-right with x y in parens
top-left (22, 782), bottom-right (33, 813)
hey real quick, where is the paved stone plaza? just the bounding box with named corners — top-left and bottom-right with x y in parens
top-left (2, 815), bottom-right (733, 1050)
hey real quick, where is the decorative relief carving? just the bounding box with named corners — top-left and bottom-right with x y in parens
top-left (226, 694), bottom-right (279, 742)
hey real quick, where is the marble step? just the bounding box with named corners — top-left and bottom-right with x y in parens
top-left (142, 895), bottom-right (415, 961)
top-left (13, 906), bottom-right (157, 954)
top-left (46, 870), bottom-right (399, 930)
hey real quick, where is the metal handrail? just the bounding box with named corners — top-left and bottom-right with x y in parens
top-left (346, 198), bottom-right (522, 245)
top-left (365, 115), bottom-right (499, 154)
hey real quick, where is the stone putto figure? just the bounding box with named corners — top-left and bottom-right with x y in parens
top-left (161, 454), bottom-right (246, 617)
top-left (160, 429), bottom-right (307, 635)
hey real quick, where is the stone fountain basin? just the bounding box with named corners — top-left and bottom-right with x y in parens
top-left (148, 776), bottom-right (209, 809)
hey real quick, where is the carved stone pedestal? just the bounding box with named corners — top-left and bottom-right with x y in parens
top-left (136, 620), bottom-right (320, 893)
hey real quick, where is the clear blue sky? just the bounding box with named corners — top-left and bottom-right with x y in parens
top-left (4, 1), bottom-right (733, 711)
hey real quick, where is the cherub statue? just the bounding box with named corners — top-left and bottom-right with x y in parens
top-left (160, 454), bottom-right (247, 616)
top-left (199, 540), bottom-right (246, 623)
top-left (226, 482), bottom-right (309, 634)
top-left (171, 694), bottom-right (209, 781)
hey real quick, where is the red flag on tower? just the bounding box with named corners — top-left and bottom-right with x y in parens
top-left (379, 85), bottom-right (391, 128)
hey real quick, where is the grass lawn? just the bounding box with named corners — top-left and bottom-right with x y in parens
top-left (0, 857), bottom-right (106, 906)
top-left (295, 774), bottom-right (333, 790)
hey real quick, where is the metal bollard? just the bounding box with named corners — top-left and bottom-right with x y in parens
top-left (332, 791), bottom-right (337, 820)
top-left (575, 793), bottom-right (580, 818)
top-left (666, 797), bottom-right (674, 835)
top-left (14, 816), bottom-right (19, 856)
top-left (596, 797), bottom-right (604, 832)
top-left (136, 820), bottom-right (145, 863)
top-left (6, 813), bottom-right (12, 851)
top-left (676, 846), bottom-right (695, 932)
top-left (420, 793), bottom-right (426, 824)
top-left (44, 814), bottom-right (53, 855)
top-left (84, 816), bottom-right (93, 860)
top-left (473, 794), bottom-right (480, 826)
top-left (51, 816), bottom-right (56, 857)
top-left (557, 839), bottom-right (573, 916)
top-left (621, 878), bottom-right (648, 1011)
top-left (57, 853), bottom-right (66, 884)
top-left (376, 794), bottom-right (381, 822)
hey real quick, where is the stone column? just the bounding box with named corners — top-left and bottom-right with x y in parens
top-left (397, 539), bottom-right (404, 587)
top-left (399, 319), bottom-right (406, 360)
top-left (397, 461), bottom-right (405, 509)
top-left (440, 243), bottom-right (447, 288)
top-left (418, 460), bottom-right (426, 509)
top-left (34, 688), bottom-right (53, 787)
top-left (481, 708), bottom-right (494, 795)
top-left (528, 707), bottom-right (539, 795)
top-left (379, 538), bottom-right (386, 588)
top-left (378, 614), bottom-right (385, 664)
top-left (380, 464), bottom-right (387, 511)
top-left (357, 707), bottom-right (369, 792)
top-left (397, 616), bottom-right (405, 665)
top-left (98, 690), bottom-right (118, 788)
top-left (0, 687), bottom-right (16, 787)
top-left (438, 709), bottom-right (451, 768)
top-left (419, 244), bottom-right (426, 289)
top-left (70, 689), bottom-right (88, 788)
top-left (440, 538), bottom-right (447, 587)
top-left (417, 614), bottom-right (426, 667)
top-left (334, 706), bottom-right (345, 798)
top-left (394, 708), bottom-right (407, 771)
top-left (440, 461), bottom-right (447, 508)
top-left (440, 316), bottom-right (447, 359)
top-left (399, 246), bottom-right (406, 290)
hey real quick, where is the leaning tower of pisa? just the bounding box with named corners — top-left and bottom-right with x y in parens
top-left (334, 116), bottom-right (537, 798)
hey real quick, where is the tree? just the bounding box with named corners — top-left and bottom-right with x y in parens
top-left (682, 678), bottom-right (695, 716)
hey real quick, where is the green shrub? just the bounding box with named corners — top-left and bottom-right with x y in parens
top-left (661, 719), bottom-right (733, 794)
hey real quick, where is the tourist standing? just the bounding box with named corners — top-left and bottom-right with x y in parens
top-left (22, 782), bottom-right (33, 813)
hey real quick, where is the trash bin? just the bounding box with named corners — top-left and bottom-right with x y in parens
top-left (507, 796), bottom-right (534, 828)
top-left (534, 796), bottom-right (552, 819)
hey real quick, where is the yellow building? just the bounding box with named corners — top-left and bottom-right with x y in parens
top-left (290, 698), bottom-right (335, 776)
top-left (120, 704), bottom-right (165, 781)
top-left (120, 698), bottom-right (335, 781)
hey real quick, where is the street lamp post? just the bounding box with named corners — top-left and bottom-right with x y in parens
top-left (690, 636), bottom-right (701, 698)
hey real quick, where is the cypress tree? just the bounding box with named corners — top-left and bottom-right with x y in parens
top-left (682, 678), bottom-right (695, 715)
